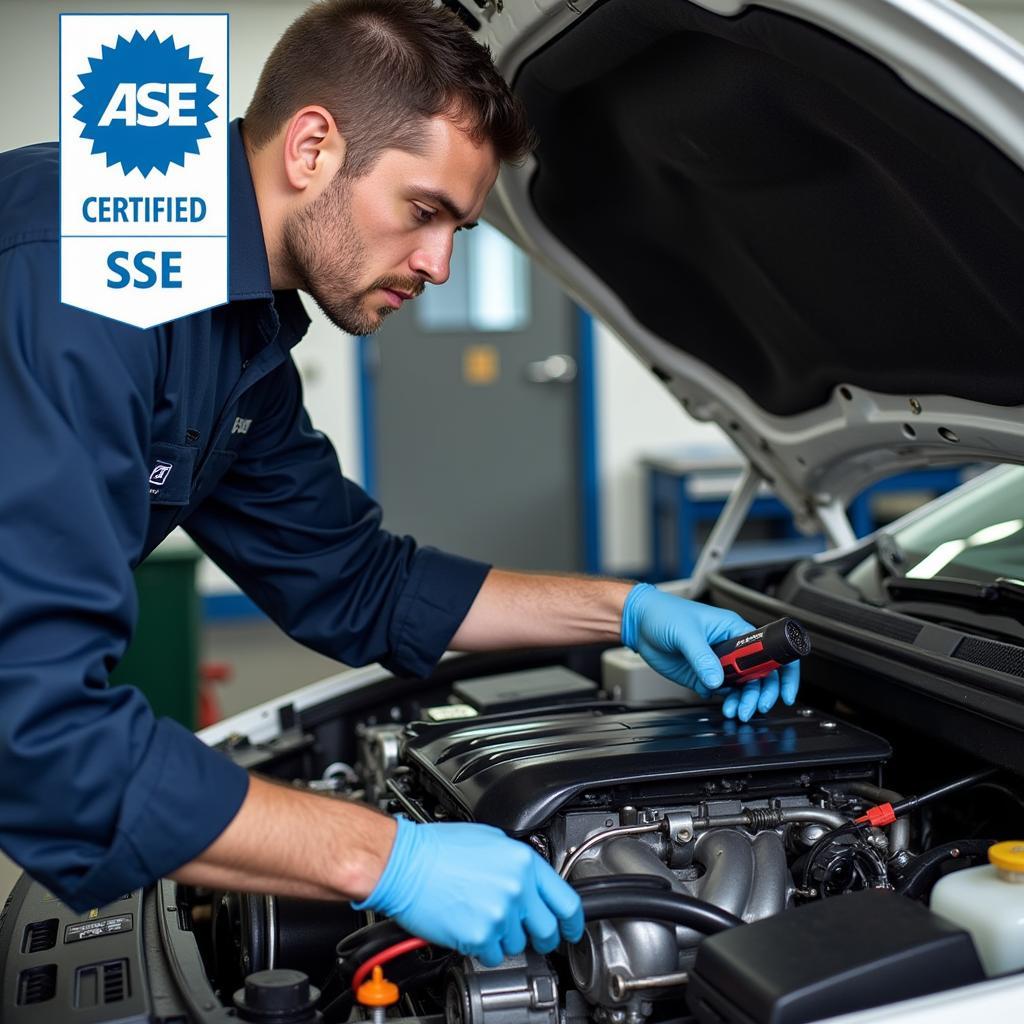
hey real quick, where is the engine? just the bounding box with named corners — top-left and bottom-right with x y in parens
top-left (349, 668), bottom-right (892, 1023)
top-left (199, 665), bottom-right (1010, 1024)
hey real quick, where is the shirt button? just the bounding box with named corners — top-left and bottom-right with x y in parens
top-left (241, 359), bottom-right (250, 370)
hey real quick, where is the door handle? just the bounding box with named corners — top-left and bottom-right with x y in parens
top-left (525, 354), bottom-right (578, 384)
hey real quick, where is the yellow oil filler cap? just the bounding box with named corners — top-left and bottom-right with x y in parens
top-left (988, 841), bottom-right (1024, 875)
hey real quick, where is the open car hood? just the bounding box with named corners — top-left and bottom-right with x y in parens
top-left (473, 0), bottom-right (1024, 533)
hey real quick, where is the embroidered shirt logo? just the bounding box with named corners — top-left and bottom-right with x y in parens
top-left (149, 460), bottom-right (173, 487)
top-left (231, 417), bottom-right (252, 435)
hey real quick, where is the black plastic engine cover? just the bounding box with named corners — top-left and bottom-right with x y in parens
top-left (402, 702), bottom-right (891, 833)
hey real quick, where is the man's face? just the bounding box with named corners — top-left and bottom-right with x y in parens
top-left (282, 116), bottom-right (499, 336)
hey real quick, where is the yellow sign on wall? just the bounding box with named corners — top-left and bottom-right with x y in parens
top-left (462, 344), bottom-right (501, 386)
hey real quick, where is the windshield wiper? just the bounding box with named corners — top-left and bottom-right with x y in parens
top-left (882, 575), bottom-right (1024, 621)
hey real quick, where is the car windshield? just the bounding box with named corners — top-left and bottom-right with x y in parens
top-left (876, 466), bottom-right (1024, 585)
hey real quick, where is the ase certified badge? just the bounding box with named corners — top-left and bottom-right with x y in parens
top-left (59, 15), bottom-right (229, 328)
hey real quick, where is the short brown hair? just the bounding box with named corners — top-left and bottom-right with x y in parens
top-left (244, 0), bottom-right (534, 176)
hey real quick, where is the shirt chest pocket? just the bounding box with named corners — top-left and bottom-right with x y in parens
top-left (147, 442), bottom-right (197, 506)
top-left (148, 443), bottom-right (240, 506)
top-left (145, 446), bottom-right (238, 553)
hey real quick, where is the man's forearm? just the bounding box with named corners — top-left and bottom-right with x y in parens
top-left (170, 774), bottom-right (395, 900)
top-left (450, 568), bottom-right (634, 651)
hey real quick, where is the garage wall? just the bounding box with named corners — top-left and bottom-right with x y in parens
top-left (595, 324), bottom-right (726, 574)
top-left (2, 0), bottom-right (1022, 582)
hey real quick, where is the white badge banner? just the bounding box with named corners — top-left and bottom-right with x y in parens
top-left (60, 14), bottom-right (228, 329)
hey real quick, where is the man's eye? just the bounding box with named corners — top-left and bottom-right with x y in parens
top-left (413, 204), bottom-right (435, 224)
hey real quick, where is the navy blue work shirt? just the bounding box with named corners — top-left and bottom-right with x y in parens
top-left (0, 120), bottom-right (490, 911)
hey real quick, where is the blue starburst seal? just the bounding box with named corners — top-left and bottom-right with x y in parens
top-left (73, 31), bottom-right (218, 177)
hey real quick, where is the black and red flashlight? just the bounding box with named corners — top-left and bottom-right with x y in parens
top-left (710, 617), bottom-right (811, 685)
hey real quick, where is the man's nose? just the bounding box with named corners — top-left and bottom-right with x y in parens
top-left (409, 233), bottom-right (453, 286)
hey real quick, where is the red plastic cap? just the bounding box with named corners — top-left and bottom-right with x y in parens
top-left (856, 803), bottom-right (896, 828)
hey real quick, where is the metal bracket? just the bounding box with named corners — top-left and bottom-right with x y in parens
top-left (665, 810), bottom-right (695, 845)
top-left (814, 496), bottom-right (857, 549)
top-left (676, 464), bottom-right (762, 599)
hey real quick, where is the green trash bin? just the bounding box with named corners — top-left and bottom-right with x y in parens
top-left (109, 532), bottom-right (201, 729)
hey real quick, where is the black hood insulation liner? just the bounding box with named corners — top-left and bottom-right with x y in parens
top-left (516, 1), bottom-right (1024, 416)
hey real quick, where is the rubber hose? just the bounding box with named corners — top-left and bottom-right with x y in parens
top-left (579, 889), bottom-right (741, 934)
top-left (912, 768), bottom-right (998, 807)
top-left (572, 874), bottom-right (672, 894)
top-left (895, 839), bottom-right (996, 900)
top-left (321, 959), bottom-right (451, 1024)
top-left (322, 941), bottom-right (451, 1022)
top-left (335, 919), bottom-right (409, 963)
top-left (321, 921), bottom-right (412, 1018)
top-left (329, 879), bottom-right (739, 1012)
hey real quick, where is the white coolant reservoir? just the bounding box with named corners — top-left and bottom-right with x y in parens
top-left (931, 840), bottom-right (1024, 976)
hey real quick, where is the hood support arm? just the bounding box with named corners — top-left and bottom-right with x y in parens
top-left (674, 465), bottom-right (762, 599)
top-left (815, 497), bottom-right (857, 549)
top-left (670, 466), bottom-right (854, 600)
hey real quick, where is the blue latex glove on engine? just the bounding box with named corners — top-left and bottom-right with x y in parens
top-left (355, 817), bottom-right (583, 967)
top-left (621, 583), bottom-right (800, 721)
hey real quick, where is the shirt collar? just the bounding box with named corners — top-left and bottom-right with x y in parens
top-left (229, 118), bottom-right (310, 344)
top-left (229, 118), bottom-right (274, 302)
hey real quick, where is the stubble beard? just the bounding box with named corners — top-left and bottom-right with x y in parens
top-left (281, 173), bottom-right (396, 337)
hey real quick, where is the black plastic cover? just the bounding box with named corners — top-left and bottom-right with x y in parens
top-left (687, 889), bottom-right (984, 1024)
top-left (0, 871), bottom-right (150, 1024)
top-left (453, 666), bottom-right (599, 714)
top-left (403, 700), bottom-right (890, 833)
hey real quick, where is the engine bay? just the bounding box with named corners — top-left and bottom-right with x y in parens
top-left (164, 658), bottom-right (1024, 1024)
top-left (7, 648), bottom-right (1019, 1023)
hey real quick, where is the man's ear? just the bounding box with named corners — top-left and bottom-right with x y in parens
top-left (282, 106), bottom-right (347, 193)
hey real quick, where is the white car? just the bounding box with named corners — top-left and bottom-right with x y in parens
top-left (3, 2), bottom-right (1024, 1022)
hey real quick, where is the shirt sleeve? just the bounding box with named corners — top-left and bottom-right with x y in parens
top-left (183, 355), bottom-right (490, 677)
top-left (0, 243), bottom-right (249, 912)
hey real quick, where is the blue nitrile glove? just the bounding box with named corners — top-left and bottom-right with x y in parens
top-left (355, 817), bottom-right (584, 967)
top-left (620, 583), bottom-right (800, 721)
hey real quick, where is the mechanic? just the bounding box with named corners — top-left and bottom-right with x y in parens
top-left (0, 0), bottom-right (799, 968)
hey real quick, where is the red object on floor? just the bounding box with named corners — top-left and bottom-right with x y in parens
top-left (198, 661), bottom-right (233, 728)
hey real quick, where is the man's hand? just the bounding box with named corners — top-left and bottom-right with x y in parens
top-left (356, 817), bottom-right (583, 966)
top-left (621, 583), bottom-right (800, 720)
top-left (451, 570), bottom-right (800, 720)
